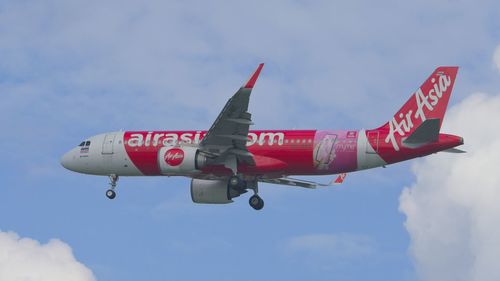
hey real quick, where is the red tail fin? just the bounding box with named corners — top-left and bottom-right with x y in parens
top-left (378, 66), bottom-right (459, 151)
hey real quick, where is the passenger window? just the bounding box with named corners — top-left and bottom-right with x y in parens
top-left (85, 141), bottom-right (91, 147)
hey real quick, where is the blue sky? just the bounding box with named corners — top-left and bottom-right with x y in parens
top-left (1, 1), bottom-right (500, 280)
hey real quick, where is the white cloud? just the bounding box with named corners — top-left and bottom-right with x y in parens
top-left (0, 231), bottom-right (95, 281)
top-left (399, 92), bottom-right (500, 281)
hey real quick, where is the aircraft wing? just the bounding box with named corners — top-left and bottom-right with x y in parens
top-left (199, 64), bottom-right (264, 169)
top-left (260, 174), bottom-right (347, 189)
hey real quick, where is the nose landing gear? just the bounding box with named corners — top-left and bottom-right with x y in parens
top-left (106, 174), bottom-right (118, 199)
top-left (106, 189), bottom-right (116, 199)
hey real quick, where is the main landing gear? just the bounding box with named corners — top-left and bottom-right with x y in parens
top-left (106, 174), bottom-right (118, 199)
top-left (228, 175), bottom-right (264, 210)
top-left (249, 194), bottom-right (264, 210)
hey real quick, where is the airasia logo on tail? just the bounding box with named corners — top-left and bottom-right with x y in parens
top-left (164, 148), bottom-right (184, 166)
top-left (385, 72), bottom-right (453, 151)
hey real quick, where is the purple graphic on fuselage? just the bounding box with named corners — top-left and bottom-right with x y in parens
top-left (313, 130), bottom-right (358, 173)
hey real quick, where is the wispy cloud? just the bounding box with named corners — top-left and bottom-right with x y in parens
top-left (1, 0), bottom-right (497, 139)
top-left (284, 233), bottom-right (376, 270)
top-left (0, 230), bottom-right (95, 281)
top-left (494, 45), bottom-right (500, 73)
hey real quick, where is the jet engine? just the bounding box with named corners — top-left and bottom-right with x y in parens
top-left (158, 146), bottom-right (207, 174)
top-left (191, 179), bottom-right (246, 204)
top-left (191, 179), bottom-right (232, 204)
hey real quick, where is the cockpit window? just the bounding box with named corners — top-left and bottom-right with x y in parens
top-left (78, 141), bottom-right (91, 147)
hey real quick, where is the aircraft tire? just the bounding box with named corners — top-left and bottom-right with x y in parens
top-left (249, 195), bottom-right (264, 210)
top-left (106, 189), bottom-right (116, 199)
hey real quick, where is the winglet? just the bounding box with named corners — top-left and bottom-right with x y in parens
top-left (243, 63), bottom-right (264, 89)
top-left (333, 173), bottom-right (347, 184)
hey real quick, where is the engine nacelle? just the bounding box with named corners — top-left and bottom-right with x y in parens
top-left (190, 179), bottom-right (233, 204)
top-left (158, 146), bottom-right (206, 175)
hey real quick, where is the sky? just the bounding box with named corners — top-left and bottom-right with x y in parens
top-left (0, 1), bottom-right (500, 280)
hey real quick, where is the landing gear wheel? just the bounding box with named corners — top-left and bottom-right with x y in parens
top-left (249, 194), bottom-right (264, 210)
top-left (106, 174), bottom-right (118, 200)
top-left (106, 189), bottom-right (116, 199)
top-left (228, 175), bottom-right (242, 189)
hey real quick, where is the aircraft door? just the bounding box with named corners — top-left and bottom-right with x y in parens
top-left (102, 133), bottom-right (116, 154)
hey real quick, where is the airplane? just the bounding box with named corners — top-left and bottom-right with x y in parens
top-left (61, 64), bottom-right (464, 210)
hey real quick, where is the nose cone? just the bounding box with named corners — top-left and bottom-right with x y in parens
top-left (60, 151), bottom-right (76, 171)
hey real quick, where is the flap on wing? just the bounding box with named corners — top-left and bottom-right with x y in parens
top-left (260, 175), bottom-right (346, 189)
top-left (260, 178), bottom-right (318, 189)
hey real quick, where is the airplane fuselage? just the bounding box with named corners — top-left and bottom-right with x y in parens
top-left (61, 129), bottom-right (463, 177)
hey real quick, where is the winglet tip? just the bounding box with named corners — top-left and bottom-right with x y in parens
top-left (333, 173), bottom-right (347, 184)
top-left (243, 63), bottom-right (265, 89)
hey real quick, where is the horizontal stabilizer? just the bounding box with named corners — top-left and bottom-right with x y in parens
top-left (402, 118), bottom-right (440, 148)
top-left (442, 148), bottom-right (466, 153)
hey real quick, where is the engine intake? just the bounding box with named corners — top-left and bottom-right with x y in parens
top-left (191, 179), bottom-right (233, 204)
